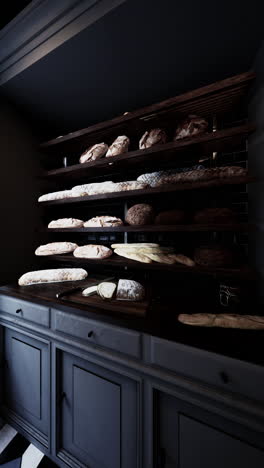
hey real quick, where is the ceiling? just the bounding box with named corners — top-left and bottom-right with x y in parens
top-left (1, 0), bottom-right (264, 141)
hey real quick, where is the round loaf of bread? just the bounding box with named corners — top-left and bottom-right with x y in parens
top-left (79, 143), bottom-right (108, 164)
top-left (73, 244), bottom-right (112, 259)
top-left (139, 129), bottom-right (167, 149)
top-left (193, 208), bottom-right (236, 224)
top-left (116, 279), bottom-right (145, 301)
top-left (125, 204), bottom-right (155, 225)
top-left (174, 115), bottom-right (208, 140)
top-left (155, 209), bottom-right (185, 225)
top-left (194, 245), bottom-right (236, 267)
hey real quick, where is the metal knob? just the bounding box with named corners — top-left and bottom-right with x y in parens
top-left (88, 331), bottom-right (94, 338)
top-left (16, 309), bottom-right (22, 314)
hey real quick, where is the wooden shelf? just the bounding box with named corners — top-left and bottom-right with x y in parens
top-left (40, 71), bottom-right (255, 153)
top-left (39, 176), bottom-right (253, 207)
top-left (42, 254), bottom-right (254, 280)
top-left (45, 223), bottom-right (252, 233)
top-left (42, 123), bottom-right (254, 181)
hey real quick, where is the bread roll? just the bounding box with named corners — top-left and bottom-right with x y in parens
top-left (139, 129), bottom-right (167, 149)
top-left (174, 115), bottom-right (208, 140)
top-left (48, 218), bottom-right (84, 228)
top-left (35, 242), bottom-right (78, 256)
top-left (125, 204), bottom-right (155, 225)
top-left (79, 143), bottom-right (108, 163)
top-left (116, 279), bottom-right (145, 301)
top-left (178, 313), bottom-right (264, 329)
top-left (18, 268), bottom-right (88, 286)
top-left (84, 216), bottom-right (123, 227)
top-left (155, 210), bottom-right (185, 225)
top-left (114, 249), bottom-right (152, 263)
top-left (38, 190), bottom-right (73, 202)
top-left (106, 136), bottom-right (130, 157)
top-left (74, 244), bottom-right (112, 259)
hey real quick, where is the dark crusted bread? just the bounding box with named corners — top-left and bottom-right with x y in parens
top-left (155, 209), bottom-right (186, 225)
top-left (194, 245), bottom-right (236, 267)
top-left (193, 208), bottom-right (236, 224)
top-left (125, 204), bottom-right (155, 225)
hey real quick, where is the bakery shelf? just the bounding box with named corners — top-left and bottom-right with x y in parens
top-left (43, 254), bottom-right (255, 280)
top-left (45, 223), bottom-right (253, 233)
top-left (39, 175), bottom-right (254, 207)
top-left (40, 71), bottom-right (255, 153)
top-left (42, 123), bottom-right (254, 181)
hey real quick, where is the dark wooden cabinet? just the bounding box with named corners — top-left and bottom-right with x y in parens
top-left (57, 351), bottom-right (139, 468)
top-left (2, 328), bottom-right (49, 441)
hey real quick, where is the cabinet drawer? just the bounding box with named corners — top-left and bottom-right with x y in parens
top-left (0, 295), bottom-right (49, 328)
top-left (149, 336), bottom-right (264, 403)
top-left (53, 309), bottom-right (142, 359)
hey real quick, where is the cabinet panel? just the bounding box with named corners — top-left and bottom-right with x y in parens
top-left (0, 295), bottom-right (49, 328)
top-left (3, 328), bottom-right (49, 437)
top-left (58, 351), bottom-right (139, 468)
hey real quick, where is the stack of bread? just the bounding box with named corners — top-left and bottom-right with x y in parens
top-left (112, 243), bottom-right (195, 266)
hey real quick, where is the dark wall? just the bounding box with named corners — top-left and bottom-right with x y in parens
top-left (0, 99), bottom-right (42, 284)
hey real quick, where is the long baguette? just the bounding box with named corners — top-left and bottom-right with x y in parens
top-left (178, 313), bottom-right (264, 329)
top-left (19, 269), bottom-right (88, 286)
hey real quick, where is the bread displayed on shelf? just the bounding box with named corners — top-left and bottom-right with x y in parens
top-left (106, 135), bottom-right (130, 157)
top-left (73, 244), bottom-right (113, 259)
top-left (97, 282), bottom-right (117, 300)
top-left (48, 218), bottom-right (84, 228)
top-left (125, 204), bottom-right (155, 225)
top-left (38, 190), bottom-right (73, 202)
top-left (111, 243), bottom-right (159, 249)
top-left (71, 180), bottom-right (149, 197)
top-left (194, 245), bottom-right (236, 267)
top-left (137, 165), bottom-right (204, 187)
top-left (79, 143), bottom-right (108, 163)
top-left (117, 181), bottom-right (149, 191)
top-left (114, 248), bottom-right (152, 263)
top-left (116, 279), bottom-right (145, 301)
top-left (112, 243), bottom-right (195, 266)
top-left (139, 128), bottom-right (167, 149)
top-left (193, 207), bottom-right (236, 224)
top-left (174, 115), bottom-right (208, 140)
top-left (83, 216), bottom-right (123, 227)
top-left (18, 268), bottom-right (88, 286)
top-left (178, 314), bottom-right (264, 329)
top-left (155, 209), bottom-right (186, 225)
top-left (35, 242), bottom-right (78, 256)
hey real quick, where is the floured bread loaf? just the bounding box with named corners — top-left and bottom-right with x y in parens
top-left (116, 279), bottom-right (145, 301)
top-left (114, 249), bottom-right (152, 263)
top-left (79, 143), bottom-right (108, 163)
top-left (106, 136), bottom-right (130, 157)
top-left (174, 115), bottom-right (208, 140)
top-left (116, 181), bottom-right (149, 191)
top-left (38, 190), bottom-right (73, 202)
top-left (84, 216), bottom-right (123, 227)
top-left (19, 268), bottom-right (88, 286)
top-left (72, 181), bottom-right (119, 197)
top-left (97, 282), bottom-right (117, 300)
top-left (139, 129), bottom-right (167, 149)
top-left (137, 165), bottom-right (204, 187)
top-left (74, 244), bottom-right (112, 259)
top-left (178, 314), bottom-right (264, 329)
top-left (48, 218), bottom-right (84, 228)
top-left (35, 242), bottom-right (78, 256)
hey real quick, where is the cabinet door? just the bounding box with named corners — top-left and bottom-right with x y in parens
top-left (3, 328), bottom-right (49, 438)
top-left (58, 351), bottom-right (139, 468)
top-left (156, 391), bottom-right (264, 468)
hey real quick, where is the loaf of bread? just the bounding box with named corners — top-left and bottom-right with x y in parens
top-left (72, 181), bottom-right (119, 197)
top-left (79, 143), bottom-right (108, 163)
top-left (143, 252), bottom-right (176, 264)
top-left (116, 279), bottom-right (145, 301)
top-left (139, 129), bottom-right (167, 149)
top-left (155, 209), bottom-right (185, 225)
top-left (48, 218), bottom-right (84, 228)
top-left (84, 216), bottom-right (123, 227)
top-left (116, 181), bottom-right (149, 191)
top-left (111, 243), bottom-right (159, 249)
top-left (125, 204), bottom-right (155, 225)
top-left (97, 282), bottom-right (117, 300)
top-left (178, 314), bottom-right (264, 329)
top-left (193, 208), bottom-right (236, 224)
top-left (168, 254), bottom-right (195, 267)
top-left (114, 248), bottom-right (152, 263)
top-left (18, 268), bottom-right (88, 286)
top-left (73, 244), bottom-right (113, 259)
top-left (174, 115), bottom-right (208, 140)
top-left (35, 242), bottom-right (78, 256)
top-left (194, 246), bottom-right (236, 267)
top-left (106, 136), bottom-right (130, 157)
top-left (153, 166), bottom-right (247, 187)
top-left (137, 165), bottom-right (204, 188)
top-left (38, 190), bottom-right (73, 202)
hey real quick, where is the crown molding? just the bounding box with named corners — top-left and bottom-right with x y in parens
top-left (0, 0), bottom-right (127, 85)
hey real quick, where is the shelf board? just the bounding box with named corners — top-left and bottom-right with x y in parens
top-left (45, 223), bottom-right (252, 233)
top-left (39, 71), bottom-right (255, 152)
top-left (42, 123), bottom-right (254, 181)
top-left (39, 175), bottom-right (254, 207)
top-left (43, 254), bottom-right (254, 280)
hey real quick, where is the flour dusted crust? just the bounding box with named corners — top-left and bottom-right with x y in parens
top-left (72, 181), bottom-right (119, 197)
top-left (35, 242), bottom-right (78, 256)
top-left (79, 143), bottom-right (108, 163)
top-left (48, 218), bottom-right (84, 228)
top-left (174, 115), bottom-right (208, 140)
top-left (178, 314), bottom-right (264, 329)
top-left (83, 216), bottom-right (123, 227)
top-left (106, 136), bottom-right (130, 157)
top-left (116, 279), bottom-right (145, 301)
top-left (38, 190), bottom-right (73, 202)
top-left (18, 268), bottom-right (88, 286)
top-left (73, 244), bottom-right (112, 259)
top-left (139, 129), bottom-right (167, 149)
top-left (116, 181), bottom-right (149, 191)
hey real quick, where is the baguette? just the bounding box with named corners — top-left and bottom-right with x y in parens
top-left (178, 313), bottom-right (264, 329)
top-left (35, 242), bottom-right (78, 256)
top-left (114, 249), bottom-right (152, 263)
top-left (19, 268), bottom-right (88, 286)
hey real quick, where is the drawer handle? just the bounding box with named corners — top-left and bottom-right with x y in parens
top-left (88, 331), bottom-right (94, 338)
top-left (16, 309), bottom-right (22, 314)
top-left (219, 371), bottom-right (230, 384)
top-left (57, 392), bottom-right (66, 405)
